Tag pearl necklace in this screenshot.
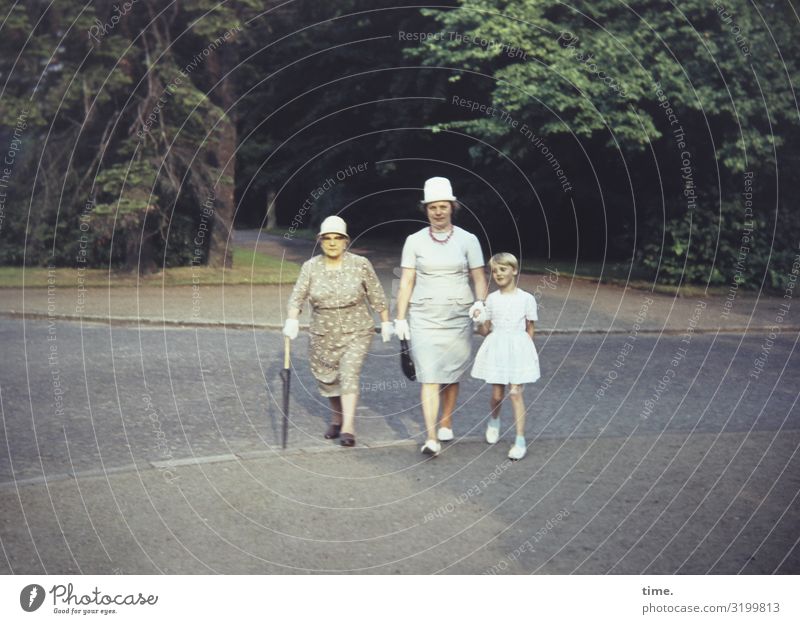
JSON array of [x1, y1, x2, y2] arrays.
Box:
[[428, 226, 454, 244]]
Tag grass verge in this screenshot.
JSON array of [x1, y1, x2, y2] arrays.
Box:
[[262, 227, 318, 241], [520, 258, 730, 297], [0, 248, 300, 288]]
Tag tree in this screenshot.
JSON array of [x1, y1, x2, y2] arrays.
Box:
[[235, 0, 447, 236], [407, 0, 800, 287], [0, 0, 258, 272]]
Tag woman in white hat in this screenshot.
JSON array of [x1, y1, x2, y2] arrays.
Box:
[[283, 215, 393, 447], [394, 177, 488, 456]]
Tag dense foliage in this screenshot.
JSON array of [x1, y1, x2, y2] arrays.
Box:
[[0, 0, 258, 271], [411, 0, 800, 288], [0, 0, 797, 289]]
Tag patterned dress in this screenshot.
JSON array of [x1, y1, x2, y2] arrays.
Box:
[[288, 252, 388, 396]]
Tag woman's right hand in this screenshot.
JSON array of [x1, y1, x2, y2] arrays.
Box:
[[282, 318, 299, 340], [394, 319, 410, 340], [469, 300, 487, 323]]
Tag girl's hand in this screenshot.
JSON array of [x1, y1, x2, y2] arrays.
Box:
[[474, 319, 491, 337], [381, 321, 394, 343]]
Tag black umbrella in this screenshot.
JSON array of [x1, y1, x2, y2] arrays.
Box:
[[279, 336, 291, 449]]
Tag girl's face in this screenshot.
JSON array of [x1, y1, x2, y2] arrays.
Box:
[[319, 233, 348, 260], [491, 263, 517, 287], [426, 201, 453, 229]]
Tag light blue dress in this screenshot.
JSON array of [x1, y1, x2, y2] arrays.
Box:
[[401, 226, 484, 383]]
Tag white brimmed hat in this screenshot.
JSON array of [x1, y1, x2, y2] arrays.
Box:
[[318, 215, 349, 238], [422, 177, 456, 204]]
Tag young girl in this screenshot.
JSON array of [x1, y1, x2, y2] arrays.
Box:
[[471, 253, 540, 460]]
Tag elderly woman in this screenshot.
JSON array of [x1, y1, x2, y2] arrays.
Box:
[[282, 216, 392, 447], [394, 177, 488, 456]]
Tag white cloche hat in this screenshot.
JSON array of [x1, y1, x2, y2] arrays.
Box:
[[318, 215, 349, 238], [422, 177, 457, 204]]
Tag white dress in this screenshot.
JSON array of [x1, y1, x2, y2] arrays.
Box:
[[471, 289, 541, 385]]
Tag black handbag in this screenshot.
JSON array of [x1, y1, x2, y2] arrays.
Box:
[[399, 339, 416, 381]]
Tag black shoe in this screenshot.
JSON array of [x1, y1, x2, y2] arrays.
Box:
[[340, 433, 355, 447], [324, 424, 341, 439]]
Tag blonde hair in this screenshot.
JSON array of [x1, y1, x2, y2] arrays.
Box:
[[489, 252, 519, 272]]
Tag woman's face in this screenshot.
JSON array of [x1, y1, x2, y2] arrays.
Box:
[[319, 233, 348, 260], [426, 201, 453, 229]]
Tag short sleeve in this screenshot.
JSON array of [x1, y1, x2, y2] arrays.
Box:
[[525, 292, 538, 322], [484, 292, 496, 322], [465, 233, 484, 269], [400, 235, 417, 269], [360, 256, 388, 313], [287, 260, 312, 312]]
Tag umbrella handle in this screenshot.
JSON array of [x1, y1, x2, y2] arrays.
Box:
[[284, 336, 291, 368]]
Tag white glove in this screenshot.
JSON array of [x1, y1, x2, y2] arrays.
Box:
[[469, 300, 487, 323], [381, 321, 394, 343], [282, 318, 299, 340], [394, 319, 410, 340]]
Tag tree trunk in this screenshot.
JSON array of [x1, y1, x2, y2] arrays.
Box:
[[124, 227, 157, 275], [204, 43, 236, 269], [265, 189, 277, 230]]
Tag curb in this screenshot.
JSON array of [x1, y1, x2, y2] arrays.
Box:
[[2, 311, 799, 337], [0, 435, 533, 490], [0, 438, 467, 490], [8, 428, 799, 491]]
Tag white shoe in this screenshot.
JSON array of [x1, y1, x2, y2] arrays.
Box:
[[485, 419, 500, 444], [421, 440, 441, 456], [508, 443, 527, 461], [437, 427, 454, 441]]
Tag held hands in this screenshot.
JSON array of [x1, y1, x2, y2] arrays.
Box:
[[282, 318, 299, 340], [381, 321, 394, 343], [469, 300, 487, 324], [394, 319, 410, 341]]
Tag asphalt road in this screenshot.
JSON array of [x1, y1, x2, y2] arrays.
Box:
[[1, 318, 798, 478], [1, 318, 798, 573]]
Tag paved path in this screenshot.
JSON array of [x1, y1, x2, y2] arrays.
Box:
[[1, 320, 798, 574], [0, 232, 798, 574], [2, 428, 797, 574], [1, 231, 797, 334]]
